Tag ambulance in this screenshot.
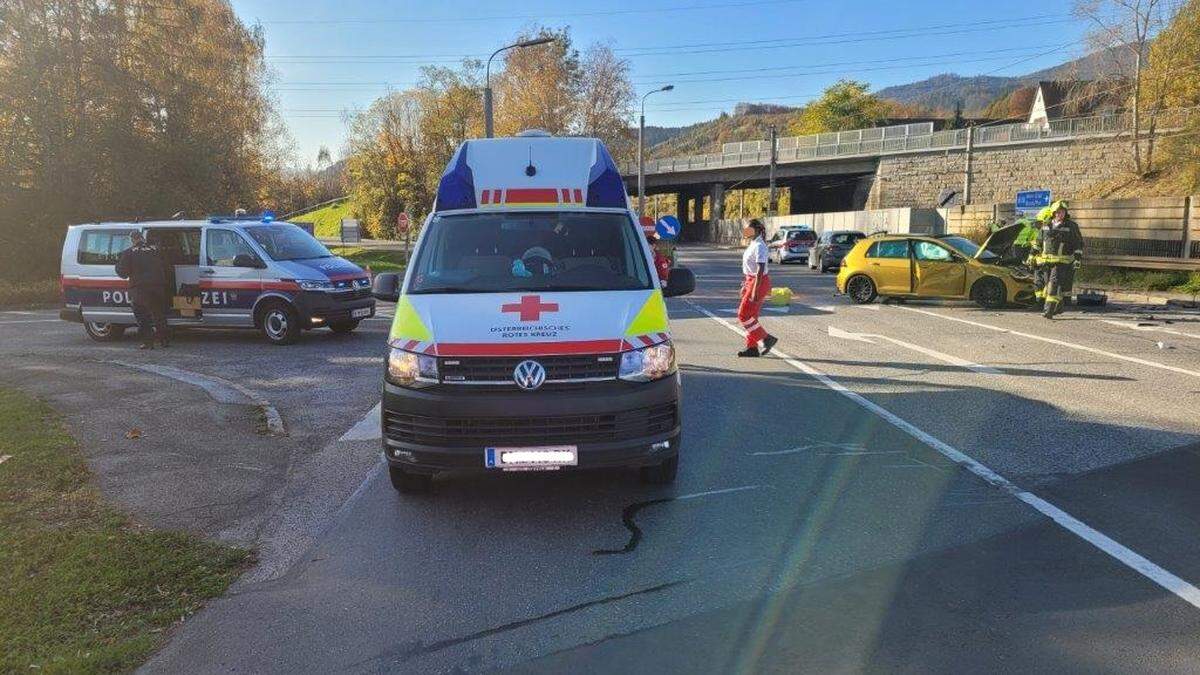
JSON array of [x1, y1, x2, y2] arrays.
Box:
[[59, 215, 375, 345], [371, 132, 696, 493]]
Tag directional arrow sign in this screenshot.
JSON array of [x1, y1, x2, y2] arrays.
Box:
[[826, 325, 1001, 375], [655, 215, 681, 241]]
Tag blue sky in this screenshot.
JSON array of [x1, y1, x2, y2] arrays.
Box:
[[228, 0, 1092, 166]]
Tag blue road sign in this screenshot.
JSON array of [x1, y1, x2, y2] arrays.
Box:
[[655, 215, 681, 241], [1015, 190, 1051, 212]]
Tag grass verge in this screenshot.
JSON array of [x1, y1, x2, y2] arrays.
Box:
[[290, 199, 350, 239], [0, 277, 60, 309], [330, 246, 408, 275], [1076, 267, 1200, 296], [0, 388, 251, 673]]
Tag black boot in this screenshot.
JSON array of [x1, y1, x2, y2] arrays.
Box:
[[737, 346, 760, 357], [761, 335, 778, 355]]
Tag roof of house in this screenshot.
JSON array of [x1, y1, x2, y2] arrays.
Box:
[[1035, 80, 1125, 120]]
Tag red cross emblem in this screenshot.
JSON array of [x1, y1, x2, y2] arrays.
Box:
[[501, 295, 559, 322]]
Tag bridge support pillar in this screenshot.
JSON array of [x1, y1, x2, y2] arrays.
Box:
[[710, 183, 725, 230], [676, 192, 687, 226], [692, 193, 705, 227]]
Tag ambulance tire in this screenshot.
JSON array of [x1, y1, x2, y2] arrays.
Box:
[[389, 465, 432, 493], [328, 320, 360, 335], [640, 454, 678, 485], [84, 322, 126, 342], [258, 301, 301, 345]]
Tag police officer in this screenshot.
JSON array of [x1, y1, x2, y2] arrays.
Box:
[[115, 230, 170, 349], [737, 219, 778, 357], [1030, 201, 1084, 318]]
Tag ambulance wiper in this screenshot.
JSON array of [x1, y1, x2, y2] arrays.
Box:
[[410, 286, 480, 294]]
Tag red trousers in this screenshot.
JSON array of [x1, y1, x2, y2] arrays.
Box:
[[738, 274, 771, 347]]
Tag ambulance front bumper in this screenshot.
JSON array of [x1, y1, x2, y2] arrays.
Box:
[[381, 375, 681, 473]]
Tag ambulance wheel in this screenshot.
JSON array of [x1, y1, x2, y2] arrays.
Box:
[[328, 320, 360, 334], [846, 275, 877, 304], [389, 465, 432, 493], [84, 322, 125, 342], [971, 277, 1007, 309], [640, 454, 678, 485], [258, 302, 301, 345]]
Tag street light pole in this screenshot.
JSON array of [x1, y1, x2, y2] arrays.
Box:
[[484, 37, 555, 138], [638, 85, 674, 216]]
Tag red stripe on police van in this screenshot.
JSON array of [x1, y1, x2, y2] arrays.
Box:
[[61, 277, 129, 289], [433, 339, 625, 357], [504, 188, 560, 204], [198, 280, 264, 291]]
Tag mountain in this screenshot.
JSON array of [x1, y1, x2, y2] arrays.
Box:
[[646, 108, 797, 159]]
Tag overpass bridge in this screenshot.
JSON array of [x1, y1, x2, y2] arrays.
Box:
[[620, 109, 1196, 238]]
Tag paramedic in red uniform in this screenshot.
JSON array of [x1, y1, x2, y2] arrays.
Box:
[[737, 219, 778, 357], [641, 216, 671, 288]]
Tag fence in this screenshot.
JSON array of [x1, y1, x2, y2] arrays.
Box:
[[629, 108, 1198, 177]]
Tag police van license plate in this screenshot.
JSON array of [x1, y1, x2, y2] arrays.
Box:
[[351, 307, 372, 319], [485, 446, 577, 471]]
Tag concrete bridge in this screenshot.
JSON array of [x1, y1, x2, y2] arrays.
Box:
[[620, 110, 1196, 238]]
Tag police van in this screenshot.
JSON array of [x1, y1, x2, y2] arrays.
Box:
[[371, 132, 696, 493], [60, 215, 375, 345]]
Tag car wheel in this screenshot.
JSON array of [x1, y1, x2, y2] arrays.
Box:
[[846, 275, 878, 304], [83, 321, 126, 342], [640, 454, 678, 485], [258, 302, 301, 345], [328, 320, 360, 334], [389, 465, 432, 493], [971, 277, 1007, 309]]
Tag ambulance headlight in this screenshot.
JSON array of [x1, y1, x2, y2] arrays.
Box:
[[386, 348, 438, 387], [297, 279, 335, 291], [619, 341, 676, 382]]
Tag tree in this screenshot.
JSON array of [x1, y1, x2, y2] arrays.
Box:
[[1142, 0, 1200, 188], [578, 43, 636, 163], [787, 80, 887, 136], [345, 92, 425, 239], [494, 27, 581, 137], [1074, 0, 1174, 174]]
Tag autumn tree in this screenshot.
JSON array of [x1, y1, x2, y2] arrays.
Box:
[[494, 27, 581, 137], [578, 43, 636, 163], [787, 80, 887, 135], [1142, 0, 1200, 188]]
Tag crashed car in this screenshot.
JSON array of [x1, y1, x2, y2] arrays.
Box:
[[835, 224, 1036, 307]]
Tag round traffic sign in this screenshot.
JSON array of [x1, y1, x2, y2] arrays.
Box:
[[397, 212, 410, 231], [655, 215, 681, 241]]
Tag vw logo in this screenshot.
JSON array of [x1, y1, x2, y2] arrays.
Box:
[[513, 360, 547, 391]]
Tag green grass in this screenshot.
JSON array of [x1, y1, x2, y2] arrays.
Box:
[[0, 388, 251, 673], [0, 277, 59, 309], [1075, 267, 1200, 294], [290, 199, 351, 239], [330, 246, 408, 274]]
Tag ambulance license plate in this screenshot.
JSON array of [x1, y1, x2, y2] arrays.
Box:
[[351, 307, 372, 319], [485, 446, 577, 471]]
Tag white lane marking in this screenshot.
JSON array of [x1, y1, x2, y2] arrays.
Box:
[[826, 325, 1003, 375], [0, 319, 64, 324], [749, 441, 866, 456], [108, 361, 286, 436], [688, 300, 1200, 610], [1100, 319, 1200, 341], [897, 305, 1200, 380], [327, 356, 382, 365], [676, 484, 765, 501], [340, 402, 381, 441]]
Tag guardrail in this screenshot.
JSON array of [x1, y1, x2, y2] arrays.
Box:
[[627, 108, 1198, 176]]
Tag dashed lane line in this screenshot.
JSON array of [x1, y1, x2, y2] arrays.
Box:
[[340, 402, 381, 441], [896, 305, 1200, 380], [826, 325, 1003, 375], [688, 299, 1200, 611]]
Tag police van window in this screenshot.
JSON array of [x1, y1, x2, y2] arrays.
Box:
[[147, 228, 201, 266], [866, 240, 909, 259], [408, 212, 652, 294], [913, 241, 955, 261], [206, 229, 259, 267], [78, 229, 133, 265], [246, 224, 332, 261]]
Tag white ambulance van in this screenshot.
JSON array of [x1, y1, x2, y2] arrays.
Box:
[[60, 215, 375, 344], [371, 132, 695, 492]]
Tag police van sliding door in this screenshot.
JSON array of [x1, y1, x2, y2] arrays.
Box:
[[198, 228, 263, 327], [146, 227, 202, 320]]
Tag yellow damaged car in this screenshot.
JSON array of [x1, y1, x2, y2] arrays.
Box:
[[835, 225, 1036, 308]]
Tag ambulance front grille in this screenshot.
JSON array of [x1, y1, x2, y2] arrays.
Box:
[[438, 354, 618, 384], [384, 404, 676, 447]]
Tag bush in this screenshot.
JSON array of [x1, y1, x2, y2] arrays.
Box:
[[0, 278, 59, 309]]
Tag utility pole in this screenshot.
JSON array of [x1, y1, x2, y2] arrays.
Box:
[[963, 125, 975, 205], [767, 125, 778, 217], [638, 85, 674, 216]]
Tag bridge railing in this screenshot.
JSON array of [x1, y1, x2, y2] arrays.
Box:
[[630, 108, 1198, 176]]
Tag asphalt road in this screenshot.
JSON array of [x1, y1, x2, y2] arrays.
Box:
[[5, 245, 1200, 673]]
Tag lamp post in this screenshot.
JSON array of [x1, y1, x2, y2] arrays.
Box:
[[638, 85, 674, 216], [484, 36, 555, 138]]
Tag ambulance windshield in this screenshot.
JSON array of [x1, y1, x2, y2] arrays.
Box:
[[408, 212, 652, 294]]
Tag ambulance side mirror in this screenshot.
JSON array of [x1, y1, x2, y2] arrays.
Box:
[[372, 273, 401, 302], [663, 267, 695, 298]]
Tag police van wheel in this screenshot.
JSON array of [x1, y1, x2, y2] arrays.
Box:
[[84, 322, 125, 342], [328, 320, 360, 334], [389, 465, 432, 493], [640, 455, 678, 485], [259, 303, 301, 345]]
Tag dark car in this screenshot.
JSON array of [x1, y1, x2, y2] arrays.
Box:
[[809, 230, 866, 273]]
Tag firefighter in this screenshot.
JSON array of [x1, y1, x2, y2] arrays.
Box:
[[1012, 216, 1040, 263], [737, 219, 778, 357], [1030, 200, 1084, 318]]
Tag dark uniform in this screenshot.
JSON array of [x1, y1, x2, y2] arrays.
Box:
[[1031, 202, 1083, 318], [116, 238, 170, 347]]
